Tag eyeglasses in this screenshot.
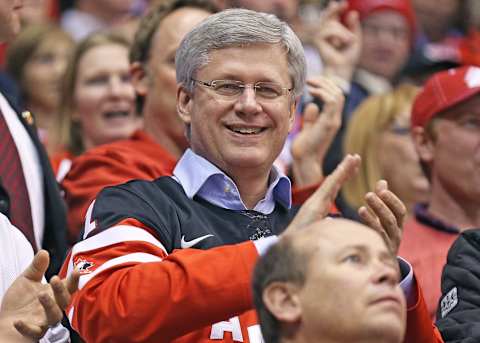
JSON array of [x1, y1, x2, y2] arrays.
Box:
[[191, 79, 293, 100]]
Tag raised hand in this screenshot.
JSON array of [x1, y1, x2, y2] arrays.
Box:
[[358, 180, 407, 255], [313, 0, 362, 82], [291, 76, 344, 187]]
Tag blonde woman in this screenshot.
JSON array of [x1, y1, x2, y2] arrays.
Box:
[[342, 83, 429, 215], [51, 31, 143, 180]]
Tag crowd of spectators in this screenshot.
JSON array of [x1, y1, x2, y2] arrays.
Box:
[[1, 0, 480, 342]]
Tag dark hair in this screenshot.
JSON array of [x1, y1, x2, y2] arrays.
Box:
[[129, 0, 218, 114], [252, 237, 312, 343]]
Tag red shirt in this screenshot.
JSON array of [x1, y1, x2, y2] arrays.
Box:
[[399, 206, 459, 319]]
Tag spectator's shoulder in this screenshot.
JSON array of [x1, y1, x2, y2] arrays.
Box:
[[436, 228, 480, 341]]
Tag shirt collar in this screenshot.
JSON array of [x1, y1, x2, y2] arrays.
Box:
[[173, 149, 291, 213], [414, 203, 460, 234]]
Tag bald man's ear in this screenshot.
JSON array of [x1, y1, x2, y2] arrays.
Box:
[[411, 126, 435, 164], [177, 84, 193, 125], [262, 282, 302, 324], [130, 61, 149, 97]]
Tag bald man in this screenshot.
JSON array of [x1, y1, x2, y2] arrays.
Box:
[[253, 218, 443, 343]]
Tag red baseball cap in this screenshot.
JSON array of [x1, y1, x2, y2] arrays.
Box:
[[411, 65, 480, 128], [347, 0, 416, 39]]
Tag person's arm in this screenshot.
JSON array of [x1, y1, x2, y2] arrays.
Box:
[[0, 250, 79, 342], [64, 217, 261, 342]]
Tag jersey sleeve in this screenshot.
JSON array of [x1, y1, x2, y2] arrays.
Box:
[[63, 184, 259, 343], [404, 275, 444, 343]]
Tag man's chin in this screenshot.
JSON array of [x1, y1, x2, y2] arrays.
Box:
[[362, 317, 406, 343], [224, 154, 272, 171]]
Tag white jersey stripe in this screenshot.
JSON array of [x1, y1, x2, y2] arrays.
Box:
[[78, 252, 162, 289], [66, 225, 167, 278], [73, 225, 168, 257], [66, 255, 75, 282]]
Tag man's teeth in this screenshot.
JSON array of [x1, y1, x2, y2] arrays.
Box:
[[231, 127, 262, 134]]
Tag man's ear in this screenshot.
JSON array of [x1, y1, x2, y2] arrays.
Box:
[[262, 282, 302, 324], [411, 126, 435, 164], [288, 97, 298, 132], [177, 84, 192, 125], [130, 61, 149, 97]]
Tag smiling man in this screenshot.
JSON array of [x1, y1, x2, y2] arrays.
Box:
[[62, 8, 439, 343], [254, 218, 406, 343]]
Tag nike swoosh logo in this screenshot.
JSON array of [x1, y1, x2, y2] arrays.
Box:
[[180, 234, 214, 249]]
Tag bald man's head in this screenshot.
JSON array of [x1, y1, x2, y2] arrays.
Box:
[[253, 218, 406, 343]]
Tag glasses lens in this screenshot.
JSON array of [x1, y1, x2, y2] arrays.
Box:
[[255, 82, 283, 99], [212, 80, 243, 96]]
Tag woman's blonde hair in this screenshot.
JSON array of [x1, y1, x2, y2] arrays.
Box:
[[57, 31, 131, 156], [342, 83, 420, 209]]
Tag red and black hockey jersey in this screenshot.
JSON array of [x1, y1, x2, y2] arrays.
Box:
[[63, 176, 298, 342]]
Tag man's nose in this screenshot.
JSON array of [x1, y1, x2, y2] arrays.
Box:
[[234, 86, 262, 115], [108, 76, 125, 97], [374, 263, 399, 286]]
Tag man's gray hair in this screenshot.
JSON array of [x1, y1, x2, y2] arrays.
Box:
[[175, 8, 306, 97]]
